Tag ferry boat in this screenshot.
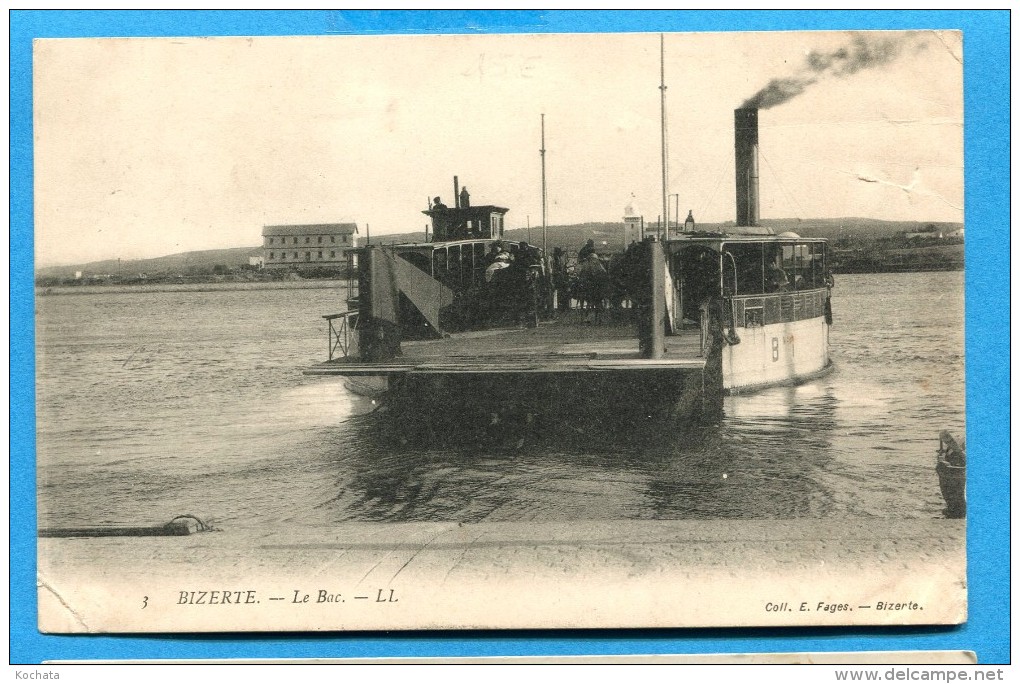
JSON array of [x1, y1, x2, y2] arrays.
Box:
[[306, 57, 833, 426]]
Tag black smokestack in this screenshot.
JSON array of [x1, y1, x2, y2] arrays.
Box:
[[734, 108, 759, 227]]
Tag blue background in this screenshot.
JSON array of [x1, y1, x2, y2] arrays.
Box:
[[10, 10, 1009, 664]]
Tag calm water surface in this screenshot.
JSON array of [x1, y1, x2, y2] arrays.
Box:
[[35, 273, 965, 529]]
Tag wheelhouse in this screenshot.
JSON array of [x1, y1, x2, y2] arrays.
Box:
[[423, 204, 508, 242], [667, 235, 830, 329]]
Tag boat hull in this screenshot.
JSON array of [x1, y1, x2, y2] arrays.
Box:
[[342, 376, 389, 398], [355, 365, 721, 436], [722, 316, 830, 393]]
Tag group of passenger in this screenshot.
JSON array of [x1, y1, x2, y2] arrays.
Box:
[[477, 240, 545, 328], [473, 238, 650, 327], [765, 255, 831, 292], [553, 239, 644, 321], [470, 239, 835, 331]]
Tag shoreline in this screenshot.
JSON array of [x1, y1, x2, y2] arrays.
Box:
[[35, 268, 960, 297], [35, 279, 348, 296], [830, 265, 963, 275]]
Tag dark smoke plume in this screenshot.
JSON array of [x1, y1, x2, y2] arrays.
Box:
[[742, 33, 918, 110]]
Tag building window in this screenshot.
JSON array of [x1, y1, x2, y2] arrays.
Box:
[[268, 237, 274, 245], [269, 252, 275, 259], [280, 253, 286, 260], [330, 251, 336, 258], [342, 235, 347, 243], [318, 236, 323, 244], [318, 251, 323, 258], [330, 236, 335, 243], [303, 237, 309, 244], [305, 252, 310, 260], [293, 237, 297, 244], [293, 252, 298, 258]]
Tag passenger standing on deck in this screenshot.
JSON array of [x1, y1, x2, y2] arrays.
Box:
[[485, 250, 511, 283], [767, 257, 789, 292], [578, 239, 596, 262], [432, 196, 447, 211], [553, 247, 570, 312], [459, 186, 470, 208], [482, 242, 501, 269], [577, 252, 610, 324], [513, 241, 542, 328], [482, 250, 512, 324]]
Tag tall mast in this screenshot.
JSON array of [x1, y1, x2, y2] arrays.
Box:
[[659, 33, 668, 239], [541, 113, 547, 255]]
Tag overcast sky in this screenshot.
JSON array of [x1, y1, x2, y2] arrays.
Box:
[[34, 30, 963, 266]]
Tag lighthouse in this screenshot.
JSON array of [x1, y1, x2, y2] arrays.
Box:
[[623, 199, 643, 249]]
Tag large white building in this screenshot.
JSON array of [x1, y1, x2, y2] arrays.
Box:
[[262, 223, 359, 269]]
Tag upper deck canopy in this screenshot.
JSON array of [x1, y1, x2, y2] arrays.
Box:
[[665, 231, 827, 252], [424, 205, 508, 242]]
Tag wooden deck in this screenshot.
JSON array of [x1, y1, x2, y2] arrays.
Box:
[[306, 310, 707, 376]]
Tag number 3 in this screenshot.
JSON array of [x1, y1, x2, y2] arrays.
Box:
[[142, 596, 148, 609]]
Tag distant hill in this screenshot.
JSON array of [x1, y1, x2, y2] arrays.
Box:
[[37, 218, 962, 278], [36, 246, 263, 279], [754, 218, 962, 243], [367, 217, 961, 250]]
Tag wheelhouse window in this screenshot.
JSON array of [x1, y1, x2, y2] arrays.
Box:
[[490, 213, 503, 238], [719, 241, 826, 294], [782, 243, 826, 290], [461, 243, 475, 286], [448, 245, 464, 286], [675, 244, 723, 323], [722, 243, 765, 295], [432, 248, 450, 286], [806, 243, 826, 287], [473, 242, 488, 282], [784, 244, 815, 290]]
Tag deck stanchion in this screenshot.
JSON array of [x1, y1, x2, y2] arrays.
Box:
[[649, 237, 666, 360]]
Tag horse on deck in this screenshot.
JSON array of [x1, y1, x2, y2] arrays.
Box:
[[574, 254, 612, 323]]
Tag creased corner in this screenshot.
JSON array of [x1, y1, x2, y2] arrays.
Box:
[[37, 573, 92, 633], [929, 30, 963, 66]]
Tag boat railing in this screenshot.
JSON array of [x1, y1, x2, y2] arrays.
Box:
[[726, 289, 828, 328], [323, 311, 360, 361]]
